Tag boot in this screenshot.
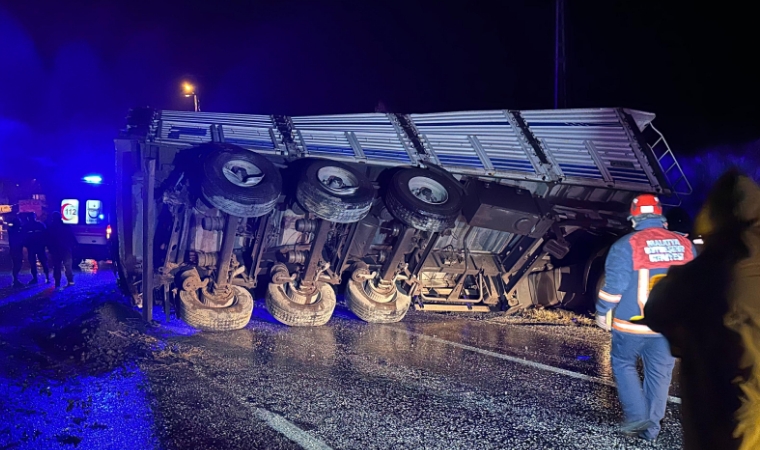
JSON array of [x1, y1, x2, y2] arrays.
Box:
[[619, 420, 653, 437], [28, 278, 38, 285], [12, 279, 23, 288]]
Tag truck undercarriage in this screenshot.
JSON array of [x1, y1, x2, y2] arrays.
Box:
[[114, 107, 690, 330]]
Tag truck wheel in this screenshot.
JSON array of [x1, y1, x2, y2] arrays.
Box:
[[200, 143, 282, 217], [178, 285, 254, 331], [385, 168, 463, 232], [596, 272, 606, 296], [346, 279, 411, 323], [296, 159, 375, 223], [265, 282, 336, 326]]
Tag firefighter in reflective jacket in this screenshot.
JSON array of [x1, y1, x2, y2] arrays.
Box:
[[596, 194, 697, 441]]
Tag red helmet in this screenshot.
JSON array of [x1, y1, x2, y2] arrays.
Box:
[[630, 194, 662, 217]]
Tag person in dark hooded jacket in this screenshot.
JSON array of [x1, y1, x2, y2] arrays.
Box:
[[640, 169, 760, 450], [47, 212, 76, 288]]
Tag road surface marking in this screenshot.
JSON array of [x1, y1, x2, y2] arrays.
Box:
[[383, 325, 682, 405], [254, 408, 334, 450], [191, 368, 334, 449]]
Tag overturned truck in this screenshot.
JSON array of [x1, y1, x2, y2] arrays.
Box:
[[114, 107, 690, 330]]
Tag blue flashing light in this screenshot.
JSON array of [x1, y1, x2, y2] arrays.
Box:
[[98, 214, 105, 220], [83, 175, 103, 184]]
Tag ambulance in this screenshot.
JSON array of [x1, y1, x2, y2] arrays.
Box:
[[56, 175, 113, 262]]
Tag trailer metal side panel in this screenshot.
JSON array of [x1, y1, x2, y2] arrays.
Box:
[[153, 111, 284, 154], [408, 110, 548, 182], [520, 108, 658, 191], [289, 113, 417, 165]]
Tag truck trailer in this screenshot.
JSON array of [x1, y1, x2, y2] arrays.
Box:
[[114, 107, 690, 330]]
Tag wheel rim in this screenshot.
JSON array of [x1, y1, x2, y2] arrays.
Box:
[[286, 281, 321, 305], [362, 280, 396, 303], [223, 160, 264, 187], [317, 166, 359, 195], [407, 176, 448, 204]]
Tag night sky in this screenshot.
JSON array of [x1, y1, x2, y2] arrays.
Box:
[[1, 1, 758, 183]]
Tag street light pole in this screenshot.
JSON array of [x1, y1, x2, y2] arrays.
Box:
[[182, 82, 200, 112]]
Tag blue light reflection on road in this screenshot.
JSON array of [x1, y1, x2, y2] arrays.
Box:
[[0, 363, 160, 449]]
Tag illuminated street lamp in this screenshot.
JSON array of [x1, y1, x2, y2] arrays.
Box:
[[182, 82, 200, 112]]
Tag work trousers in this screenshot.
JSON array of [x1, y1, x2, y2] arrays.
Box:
[[11, 247, 23, 281], [51, 249, 74, 286], [611, 329, 676, 440], [27, 246, 49, 280]]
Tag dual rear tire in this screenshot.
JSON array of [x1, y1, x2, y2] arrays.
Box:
[[346, 279, 411, 323], [265, 282, 337, 327]]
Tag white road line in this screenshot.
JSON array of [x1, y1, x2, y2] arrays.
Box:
[[383, 325, 682, 405], [191, 368, 334, 450], [254, 408, 334, 450]]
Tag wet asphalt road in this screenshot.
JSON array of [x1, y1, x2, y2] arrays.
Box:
[[0, 270, 684, 449]]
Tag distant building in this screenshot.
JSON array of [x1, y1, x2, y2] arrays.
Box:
[[0, 178, 47, 213]]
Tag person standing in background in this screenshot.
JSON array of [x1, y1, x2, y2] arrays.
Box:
[[21, 212, 49, 284], [47, 212, 76, 289], [6, 214, 25, 287]]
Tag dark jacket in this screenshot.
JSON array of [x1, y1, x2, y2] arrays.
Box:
[[7, 218, 24, 251], [644, 172, 760, 450], [22, 219, 47, 249], [47, 218, 76, 254]]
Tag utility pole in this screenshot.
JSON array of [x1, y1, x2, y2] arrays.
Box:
[[554, 0, 567, 109]]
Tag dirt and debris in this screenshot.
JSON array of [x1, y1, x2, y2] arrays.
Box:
[[486, 307, 596, 327], [7, 296, 202, 383], [430, 306, 597, 328], [0, 271, 192, 449], [32, 301, 157, 378], [55, 434, 83, 446]]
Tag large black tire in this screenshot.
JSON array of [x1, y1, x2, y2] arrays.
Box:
[[178, 286, 254, 331], [596, 272, 606, 296], [200, 143, 282, 217], [385, 167, 464, 232], [296, 159, 375, 223], [346, 279, 411, 323], [265, 282, 336, 326]]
